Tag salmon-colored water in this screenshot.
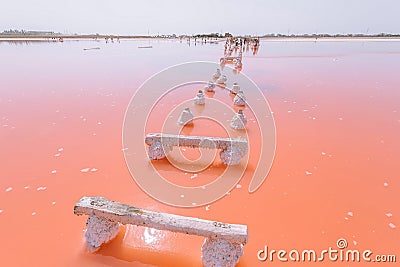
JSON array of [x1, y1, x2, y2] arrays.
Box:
[[0, 38, 399, 266]]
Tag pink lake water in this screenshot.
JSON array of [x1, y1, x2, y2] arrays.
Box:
[[0, 38, 399, 266]]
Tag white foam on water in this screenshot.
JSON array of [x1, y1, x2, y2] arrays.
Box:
[[58, 148, 64, 152], [52, 201, 56, 205], [37, 187, 47, 191], [386, 213, 393, 217], [384, 182, 389, 187], [54, 153, 61, 157], [344, 217, 349, 221], [205, 205, 210, 211], [80, 168, 90, 173], [0, 210, 3, 214], [389, 223, 396, 229], [32, 212, 37, 216], [51, 170, 57, 174], [353, 240, 357, 245], [321, 151, 326, 155], [5, 187, 12, 192], [90, 168, 98, 172], [236, 184, 242, 189], [180, 194, 184, 198], [305, 171, 312, 175], [190, 173, 198, 179], [24, 185, 30, 190]]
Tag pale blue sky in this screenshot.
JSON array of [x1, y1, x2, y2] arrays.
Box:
[[1, 0, 399, 35]]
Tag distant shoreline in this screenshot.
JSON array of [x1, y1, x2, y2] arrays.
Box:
[[1, 33, 400, 39], [1, 34, 400, 43]]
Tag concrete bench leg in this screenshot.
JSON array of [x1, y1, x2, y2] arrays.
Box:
[[84, 215, 120, 252], [147, 141, 172, 160], [219, 145, 247, 165], [201, 237, 244, 267]]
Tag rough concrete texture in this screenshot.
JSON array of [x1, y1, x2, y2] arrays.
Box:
[[204, 81, 216, 92], [212, 69, 221, 79], [85, 214, 120, 252], [148, 141, 172, 159], [233, 91, 246, 106], [230, 110, 247, 129], [201, 238, 244, 267], [220, 145, 245, 165], [194, 90, 205, 105], [216, 75, 227, 84], [178, 108, 194, 125]]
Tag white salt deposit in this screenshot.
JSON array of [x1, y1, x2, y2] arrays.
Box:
[[178, 108, 194, 125], [216, 75, 227, 84], [194, 90, 205, 105], [233, 91, 246, 106], [201, 238, 243, 267], [230, 110, 247, 130], [85, 215, 120, 252]]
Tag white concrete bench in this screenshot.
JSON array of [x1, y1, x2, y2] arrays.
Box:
[[145, 133, 248, 165], [74, 196, 248, 267]]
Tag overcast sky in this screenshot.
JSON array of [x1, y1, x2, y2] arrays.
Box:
[[1, 0, 399, 35]]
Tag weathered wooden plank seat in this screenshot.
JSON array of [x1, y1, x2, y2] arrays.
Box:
[[145, 133, 248, 165], [74, 196, 248, 267]]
